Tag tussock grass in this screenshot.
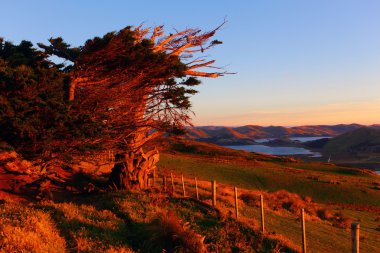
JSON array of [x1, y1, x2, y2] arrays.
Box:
[[0, 197, 134, 253], [39, 201, 132, 253], [142, 211, 206, 253], [0, 199, 66, 253]]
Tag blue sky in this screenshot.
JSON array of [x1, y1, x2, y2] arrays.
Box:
[[2, 1, 380, 126]]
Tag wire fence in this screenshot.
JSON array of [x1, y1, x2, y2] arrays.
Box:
[[151, 170, 363, 253]]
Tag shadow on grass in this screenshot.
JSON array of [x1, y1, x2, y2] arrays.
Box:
[[33, 202, 132, 251], [39, 191, 164, 252], [34, 189, 300, 253]]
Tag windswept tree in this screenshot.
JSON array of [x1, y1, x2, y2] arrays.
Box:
[[37, 22, 230, 189]]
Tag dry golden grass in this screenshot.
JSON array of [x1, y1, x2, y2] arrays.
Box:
[[71, 228, 133, 253], [265, 233, 302, 253], [163, 172, 365, 251], [163, 176, 302, 252], [41, 201, 133, 253], [142, 211, 206, 253], [0, 199, 66, 253], [49, 202, 121, 230], [1, 141, 378, 252], [170, 171, 355, 230], [0, 196, 135, 253]]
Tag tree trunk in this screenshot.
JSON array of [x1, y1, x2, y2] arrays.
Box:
[[108, 147, 159, 190], [107, 87, 161, 190]]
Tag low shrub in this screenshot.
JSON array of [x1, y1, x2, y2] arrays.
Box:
[[316, 209, 333, 220], [332, 212, 352, 229], [239, 193, 259, 207], [268, 190, 308, 216], [142, 212, 206, 253], [263, 190, 343, 224]]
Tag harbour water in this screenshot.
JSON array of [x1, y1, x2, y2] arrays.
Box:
[[225, 144, 321, 157], [226, 136, 327, 157], [255, 136, 331, 143]]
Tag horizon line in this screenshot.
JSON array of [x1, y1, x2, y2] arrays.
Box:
[[191, 123, 380, 128]]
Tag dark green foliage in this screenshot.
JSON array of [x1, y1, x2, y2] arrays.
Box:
[[171, 142, 198, 153], [37, 37, 81, 63], [0, 40, 65, 157], [0, 40, 101, 159], [0, 38, 52, 68], [167, 126, 188, 136]]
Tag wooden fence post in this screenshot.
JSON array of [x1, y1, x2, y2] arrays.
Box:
[[163, 176, 167, 191], [153, 169, 156, 187], [195, 177, 199, 200], [260, 194, 265, 233], [234, 187, 239, 219], [170, 173, 175, 194], [351, 222, 360, 253], [301, 208, 307, 253], [212, 180, 216, 207], [181, 174, 186, 197]]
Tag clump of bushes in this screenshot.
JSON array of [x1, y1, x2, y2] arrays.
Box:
[[239, 193, 259, 207], [316, 209, 352, 228], [171, 142, 198, 154], [316, 209, 333, 220], [142, 212, 206, 253], [240, 190, 353, 229], [266, 190, 311, 217], [331, 212, 352, 229], [269, 190, 353, 228]]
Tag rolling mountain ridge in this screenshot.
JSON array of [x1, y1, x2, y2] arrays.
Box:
[[185, 124, 380, 145]]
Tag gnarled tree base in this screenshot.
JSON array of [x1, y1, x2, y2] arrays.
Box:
[[107, 148, 159, 190]]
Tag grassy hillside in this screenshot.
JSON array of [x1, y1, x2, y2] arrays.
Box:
[[0, 190, 299, 253], [157, 139, 380, 253], [163, 175, 380, 253], [159, 139, 380, 206], [1, 139, 379, 252], [159, 154, 380, 207], [323, 127, 380, 156]]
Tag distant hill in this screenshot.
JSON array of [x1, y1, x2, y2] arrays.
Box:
[[323, 127, 380, 156], [303, 137, 331, 149], [185, 124, 370, 145]]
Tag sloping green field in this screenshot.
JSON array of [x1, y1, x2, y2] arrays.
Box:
[[159, 154, 380, 207], [156, 140, 380, 253]]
